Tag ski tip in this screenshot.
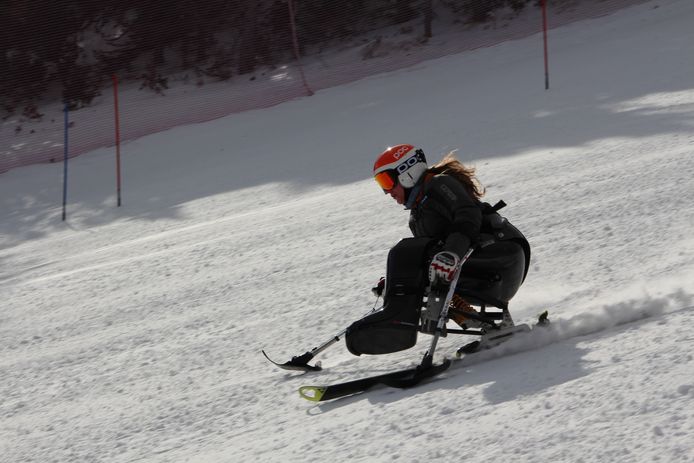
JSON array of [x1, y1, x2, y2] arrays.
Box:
[[299, 386, 326, 402], [456, 340, 481, 358], [261, 350, 275, 362]]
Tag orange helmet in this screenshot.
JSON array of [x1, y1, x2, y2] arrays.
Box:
[[373, 144, 428, 190]]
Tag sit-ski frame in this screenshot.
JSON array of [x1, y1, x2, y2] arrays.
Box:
[[263, 246, 517, 372]]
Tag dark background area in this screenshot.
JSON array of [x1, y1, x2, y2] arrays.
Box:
[[0, 0, 533, 115]]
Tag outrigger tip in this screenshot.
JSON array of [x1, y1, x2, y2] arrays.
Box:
[[299, 386, 326, 402]]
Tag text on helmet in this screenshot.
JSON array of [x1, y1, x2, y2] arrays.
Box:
[[391, 145, 411, 160]]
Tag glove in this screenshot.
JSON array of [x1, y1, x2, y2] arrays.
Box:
[[371, 277, 386, 297], [428, 251, 460, 284]]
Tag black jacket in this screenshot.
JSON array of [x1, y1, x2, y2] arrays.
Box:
[[408, 174, 530, 275], [408, 174, 481, 257]]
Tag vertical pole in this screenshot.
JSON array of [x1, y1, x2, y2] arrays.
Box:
[[62, 103, 69, 221], [112, 74, 122, 207], [424, 0, 433, 39], [542, 0, 550, 90], [287, 0, 314, 96]]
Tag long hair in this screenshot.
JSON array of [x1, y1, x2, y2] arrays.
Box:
[[427, 151, 485, 200]]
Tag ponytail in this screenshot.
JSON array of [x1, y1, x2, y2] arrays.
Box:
[[427, 152, 485, 200]]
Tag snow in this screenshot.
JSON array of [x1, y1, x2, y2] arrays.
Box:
[[2, 0, 694, 461]]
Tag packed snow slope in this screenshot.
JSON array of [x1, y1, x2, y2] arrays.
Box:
[[2, 1, 694, 462]]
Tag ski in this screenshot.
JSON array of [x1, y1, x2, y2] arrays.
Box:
[[454, 324, 531, 357], [455, 310, 550, 357], [262, 306, 385, 373], [262, 350, 323, 372], [296, 310, 550, 401], [298, 359, 452, 402]]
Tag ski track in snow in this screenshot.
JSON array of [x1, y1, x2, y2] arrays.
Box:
[[2, 1, 694, 462], [290, 306, 694, 463]]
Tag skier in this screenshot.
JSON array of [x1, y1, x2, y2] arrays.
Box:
[[263, 145, 539, 398], [346, 144, 531, 356]]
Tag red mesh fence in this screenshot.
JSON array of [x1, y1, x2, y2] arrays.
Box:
[[0, 0, 650, 174]]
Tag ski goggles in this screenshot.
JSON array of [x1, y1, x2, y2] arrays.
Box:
[[374, 170, 397, 191]]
